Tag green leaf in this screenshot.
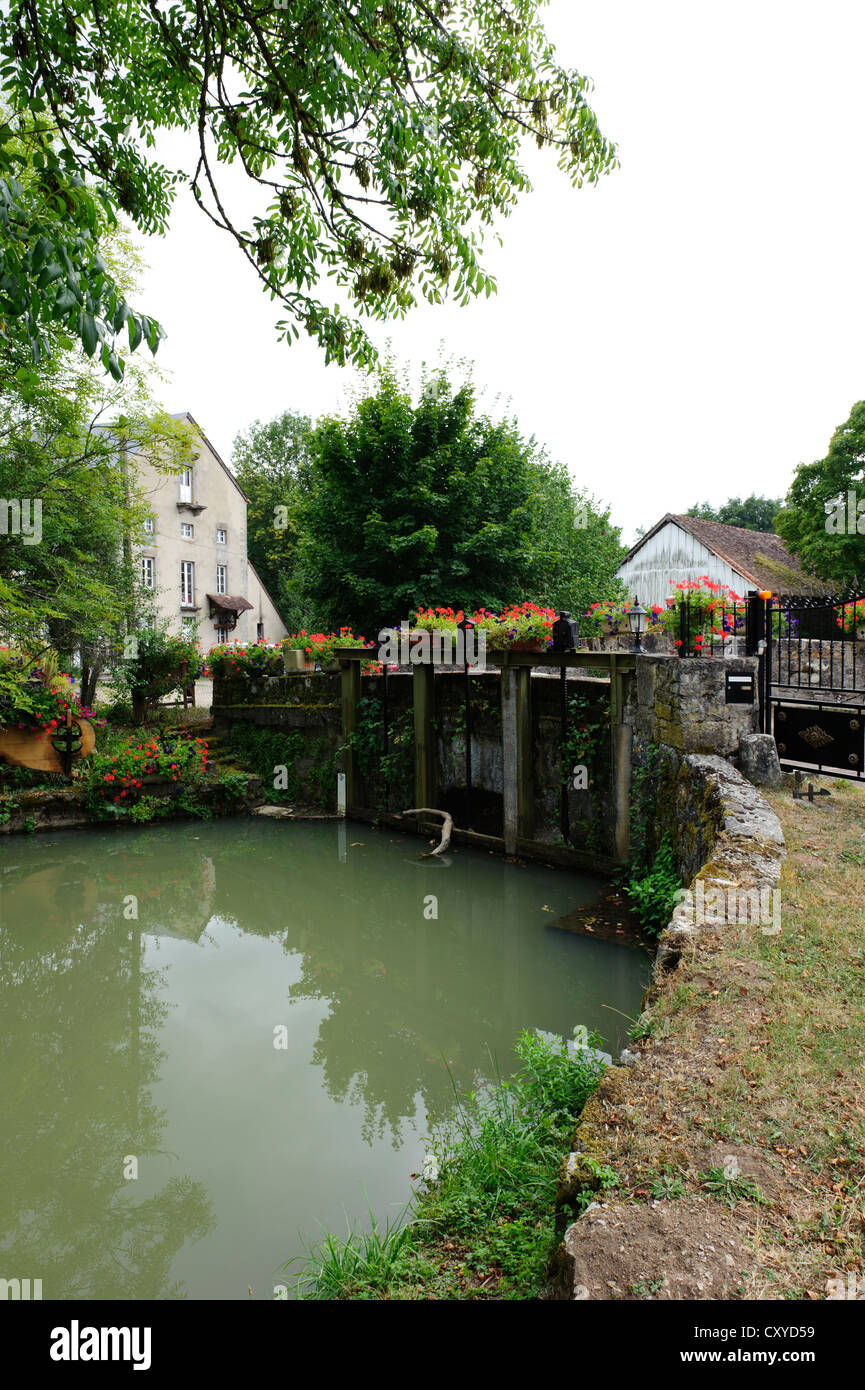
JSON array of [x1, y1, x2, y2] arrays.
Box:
[[81, 313, 99, 356]]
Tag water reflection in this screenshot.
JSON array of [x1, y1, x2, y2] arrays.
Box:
[[0, 820, 648, 1299], [0, 849, 216, 1299]]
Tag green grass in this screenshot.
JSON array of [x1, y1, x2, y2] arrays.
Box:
[[286, 1029, 607, 1301]]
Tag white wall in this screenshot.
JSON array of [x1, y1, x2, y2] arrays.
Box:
[[618, 520, 753, 610]]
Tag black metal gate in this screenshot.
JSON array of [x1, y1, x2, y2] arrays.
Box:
[[755, 588, 865, 781]]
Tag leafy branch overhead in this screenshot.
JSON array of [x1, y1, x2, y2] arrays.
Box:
[[0, 0, 617, 370]]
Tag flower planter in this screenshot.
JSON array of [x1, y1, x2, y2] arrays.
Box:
[[283, 649, 314, 673], [0, 718, 96, 774]]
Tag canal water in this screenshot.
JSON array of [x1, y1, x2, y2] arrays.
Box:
[[0, 818, 649, 1300]]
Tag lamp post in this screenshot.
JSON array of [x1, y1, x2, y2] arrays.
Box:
[[628, 597, 647, 654]]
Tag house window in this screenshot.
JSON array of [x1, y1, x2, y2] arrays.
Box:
[[257, 621, 264, 640], [215, 625, 229, 643], [180, 467, 193, 503], [141, 556, 155, 589], [181, 560, 195, 606], [216, 564, 228, 595], [216, 527, 227, 544], [143, 517, 155, 535], [181, 522, 194, 539]]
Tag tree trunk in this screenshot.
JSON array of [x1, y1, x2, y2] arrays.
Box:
[[132, 691, 148, 725]]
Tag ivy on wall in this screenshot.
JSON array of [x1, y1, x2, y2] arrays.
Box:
[[347, 696, 415, 811], [560, 691, 610, 852], [227, 724, 338, 811]]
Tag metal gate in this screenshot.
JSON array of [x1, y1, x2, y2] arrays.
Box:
[[756, 589, 865, 781]]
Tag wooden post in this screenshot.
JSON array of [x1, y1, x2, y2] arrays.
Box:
[[501, 661, 518, 855], [340, 658, 361, 812], [413, 661, 436, 809], [516, 663, 534, 841], [609, 655, 632, 863]]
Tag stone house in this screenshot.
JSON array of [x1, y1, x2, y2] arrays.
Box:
[[134, 412, 287, 647]]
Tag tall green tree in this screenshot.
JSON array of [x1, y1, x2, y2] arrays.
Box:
[[775, 400, 865, 587], [231, 411, 313, 624], [294, 367, 624, 633], [686, 495, 782, 533], [0, 193, 196, 690], [0, 1, 617, 369]]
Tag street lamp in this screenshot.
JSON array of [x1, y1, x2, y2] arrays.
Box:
[[628, 596, 647, 653]]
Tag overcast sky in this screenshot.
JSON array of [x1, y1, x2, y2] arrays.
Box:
[[137, 0, 865, 546]]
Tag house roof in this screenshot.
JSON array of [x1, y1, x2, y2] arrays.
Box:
[[247, 558, 287, 628], [171, 411, 250, 504], [622, 513, 831, 595], [206, 594, 254, 614]]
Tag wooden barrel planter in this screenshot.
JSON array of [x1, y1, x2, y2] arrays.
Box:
[[0, 717, 96, 776]]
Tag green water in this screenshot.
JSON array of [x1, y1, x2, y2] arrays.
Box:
[[0, 818, 649, 1301]]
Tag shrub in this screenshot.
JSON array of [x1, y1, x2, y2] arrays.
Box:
[[110, 627, 203, 724], [625, 834, 681, 935], [290, 1027, 608, 1300], [83, 732, 209, 818]]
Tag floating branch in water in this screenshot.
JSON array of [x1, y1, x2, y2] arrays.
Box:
[[401, 808, 453, 858]]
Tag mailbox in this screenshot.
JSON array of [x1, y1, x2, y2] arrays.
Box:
[[725, 672, 755, 705], [551, 610, 580, 652]]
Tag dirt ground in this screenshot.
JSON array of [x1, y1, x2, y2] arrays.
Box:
[[559, 775, 865, 1300]]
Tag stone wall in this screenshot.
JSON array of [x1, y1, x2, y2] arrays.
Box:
[[629, 653, 760, 760], [212, 653, 767, 861], [0, 774, 263, 835]]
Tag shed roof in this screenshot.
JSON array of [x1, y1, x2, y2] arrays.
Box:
[[622, 513, 830, 595]]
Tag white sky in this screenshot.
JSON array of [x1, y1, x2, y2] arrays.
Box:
[[137, 0, 865, 546]]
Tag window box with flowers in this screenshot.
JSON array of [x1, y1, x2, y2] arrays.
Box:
[[411, 602, 556, 655], [282, 629, 379, 674], [583, 599, 639, 639]]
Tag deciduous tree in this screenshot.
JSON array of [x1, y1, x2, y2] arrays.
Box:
[[293, 365, 624, 632], [775, 401, 865, 586], [0, 1, 617, 369]]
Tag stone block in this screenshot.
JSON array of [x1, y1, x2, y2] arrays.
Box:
[[738, 733, 782, 788]]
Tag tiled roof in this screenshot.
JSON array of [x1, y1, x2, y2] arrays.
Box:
[[623, 513, 831, 595]]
